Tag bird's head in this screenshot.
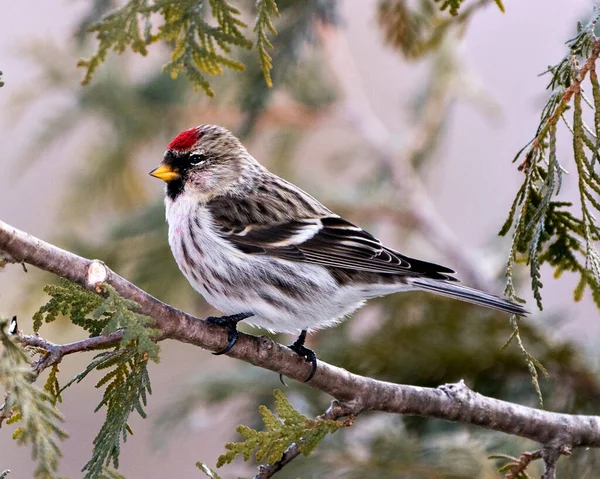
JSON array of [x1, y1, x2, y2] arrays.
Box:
[[150, 125, 258, 201]]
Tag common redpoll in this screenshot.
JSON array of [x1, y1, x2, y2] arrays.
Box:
[[151, 125, 528, 381]]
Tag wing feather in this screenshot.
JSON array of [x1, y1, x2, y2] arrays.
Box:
[[216, 214, 454, 279], [206, 184, 456, 280]]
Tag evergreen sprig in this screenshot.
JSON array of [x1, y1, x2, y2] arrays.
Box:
[[43, 365, 62, 405], [499, 11, 600, 403], [216, 390, 346, 468], [254, 0, 279, 88], [79, 0, 263, 96], [500, 317, 548, 407], [0, 320, 67, 479], [95, 284, 161, 362], [58, 348, 154, 478], [33, 279, 160, 361], [32, 279, 160, 476], [434, 0, 504, 16], [33, 278, 104, 334], [80, 349, 153, 478], [377, 0, 501, 59], [501, 10, 600, 311], [0, 71, 4, 88]]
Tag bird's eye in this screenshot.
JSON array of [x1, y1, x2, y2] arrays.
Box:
[[189, 154, 208, 166]]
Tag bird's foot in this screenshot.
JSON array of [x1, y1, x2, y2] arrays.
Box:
[[280, 330, 317, 384], [206, 312, 253, 355]]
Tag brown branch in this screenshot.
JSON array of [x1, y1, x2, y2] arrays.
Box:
[[1, 220, 600, 476], [541, 445, 572, 479], [17, 330, 124, 375], [0, 324, 124, 427]]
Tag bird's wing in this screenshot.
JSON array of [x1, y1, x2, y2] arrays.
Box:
[[207, 193, 457, 280]]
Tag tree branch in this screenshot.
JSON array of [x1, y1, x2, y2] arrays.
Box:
[[18, 330, 124, 375], [541, 445, 572, 479], [1, 219, 599, 475]]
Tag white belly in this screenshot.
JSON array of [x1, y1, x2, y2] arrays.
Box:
[[166, 195, 372, 333]]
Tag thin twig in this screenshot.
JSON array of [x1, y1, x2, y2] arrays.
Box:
[[17, 331, 124, 375], [0, 326, 124, 427], [518, 38, 600, 171], [500, 449, 543, 479]]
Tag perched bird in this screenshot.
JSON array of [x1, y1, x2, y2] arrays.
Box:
[[150, 124, 528, 380]]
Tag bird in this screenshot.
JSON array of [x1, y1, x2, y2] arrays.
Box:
[[150, 124, 528, 381]]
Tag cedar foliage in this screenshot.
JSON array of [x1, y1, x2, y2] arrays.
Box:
[[216, 390, 346, 467], [0, 320, 67, 479], [498, 11, 600, 405], [79, 0, 281, 96], [377, 0, 501, 59], [1, 282, 160, 478], [501, 11, 600, 313]]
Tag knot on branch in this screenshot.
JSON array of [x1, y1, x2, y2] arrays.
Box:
[[0, 252, 17, 267], [0, 252, 27, 272], [438, 379, 475, 404], [258, 335, 275, 353], [324, 399, 361, 420], [86, 260, 108, 292]]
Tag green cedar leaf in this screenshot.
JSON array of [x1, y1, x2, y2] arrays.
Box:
[[216, 389, 346, 468], [0, 320, 67, 478]]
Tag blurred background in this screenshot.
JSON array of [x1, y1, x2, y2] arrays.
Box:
[[1, 0, 600, 477]]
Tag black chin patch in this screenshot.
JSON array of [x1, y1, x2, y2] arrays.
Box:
[[163, 150, 188, 200], [166, 178, 185, 200]]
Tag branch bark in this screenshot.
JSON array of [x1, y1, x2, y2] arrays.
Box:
[[18, 330, 124, 375], [0, 219, 598, 474]]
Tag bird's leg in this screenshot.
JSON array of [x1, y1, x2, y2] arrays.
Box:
[[287, 329, 318, 382], [206, 312, 253, 355]]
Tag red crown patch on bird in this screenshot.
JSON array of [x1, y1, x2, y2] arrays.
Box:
[[168, 128, 201, 151]]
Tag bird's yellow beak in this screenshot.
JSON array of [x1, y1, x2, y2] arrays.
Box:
[[149, 164, 180, 182]]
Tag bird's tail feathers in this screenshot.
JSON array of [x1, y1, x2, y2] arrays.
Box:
[[410, 278, 529, 316]]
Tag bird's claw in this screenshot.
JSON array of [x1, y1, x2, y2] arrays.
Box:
[[280, 329, 317, 383], [289, 342, 318, 382], [213, 328, 238, 356], [206, 312, 253, 355]]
